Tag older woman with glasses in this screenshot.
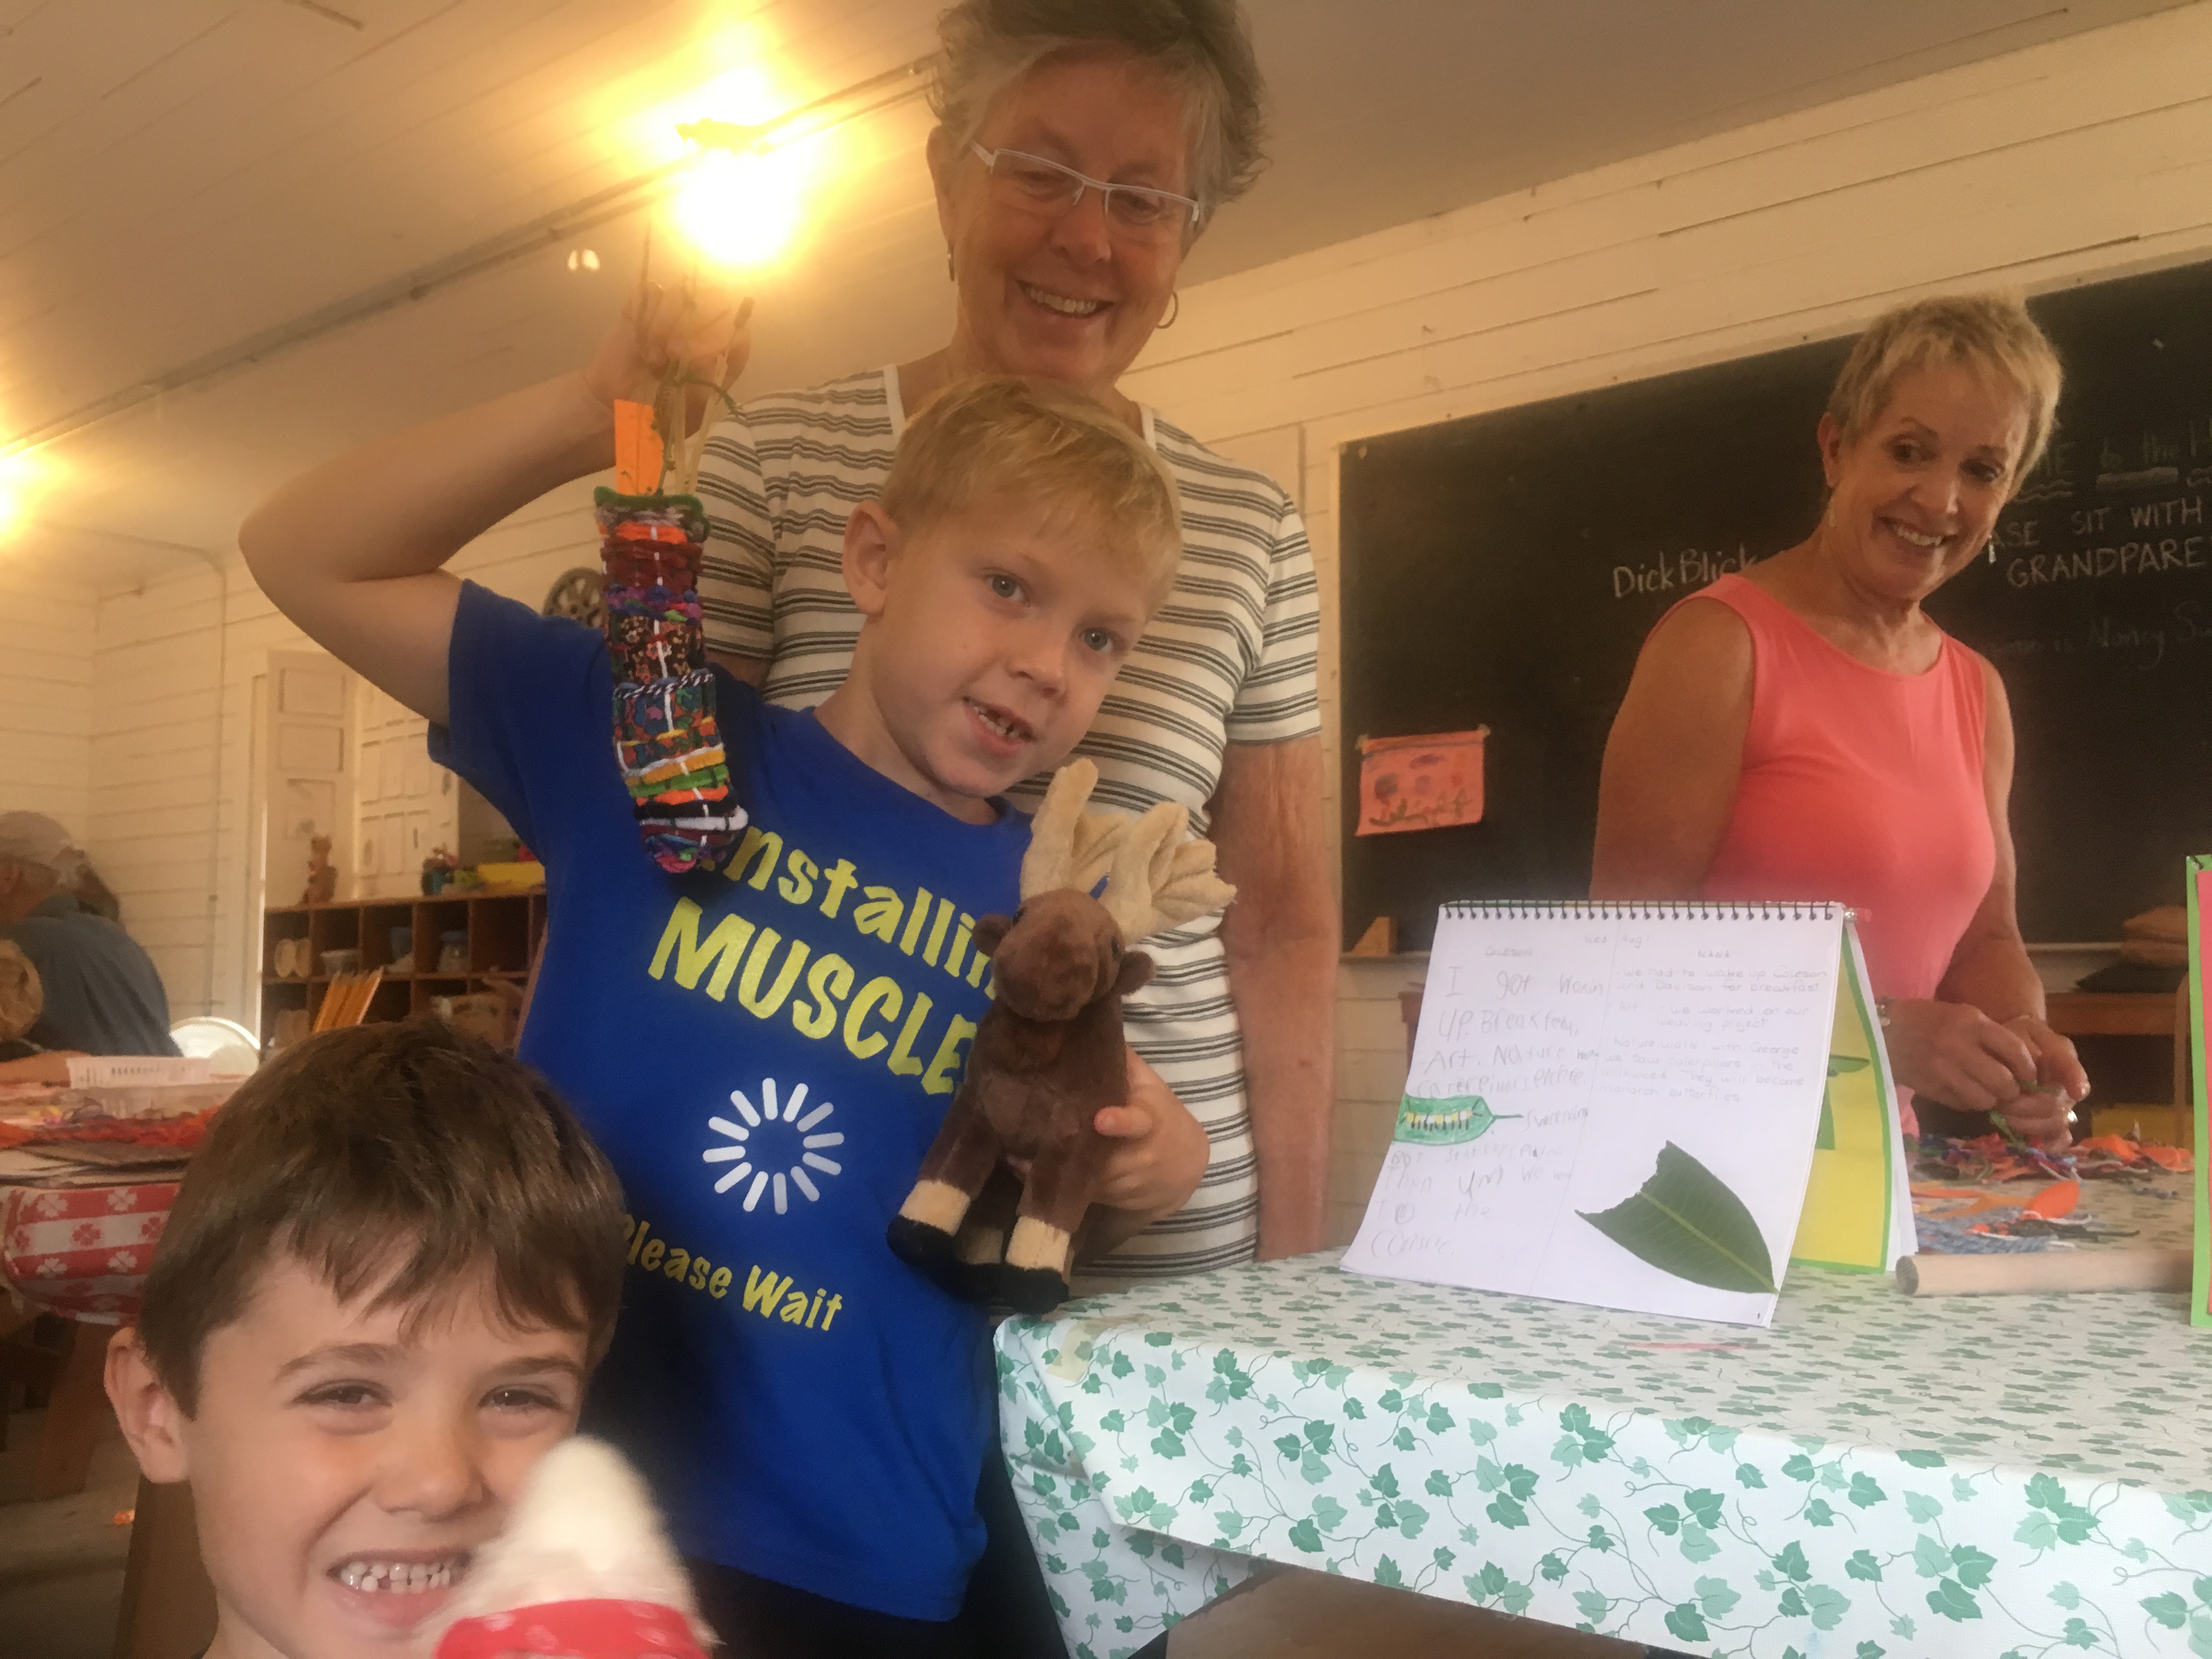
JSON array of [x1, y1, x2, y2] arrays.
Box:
[[696, 0, 1336, 1288]]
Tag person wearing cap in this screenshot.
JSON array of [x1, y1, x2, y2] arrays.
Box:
[[0, 811, 177, 1057]]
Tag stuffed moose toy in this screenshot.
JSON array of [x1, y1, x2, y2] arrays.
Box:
[[887, 760, 1235, 1314]]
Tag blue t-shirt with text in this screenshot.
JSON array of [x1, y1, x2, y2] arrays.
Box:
[[434, 582, 1027, 1619]]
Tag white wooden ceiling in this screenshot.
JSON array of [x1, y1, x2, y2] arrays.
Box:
[[0, 0, 2192, 589]]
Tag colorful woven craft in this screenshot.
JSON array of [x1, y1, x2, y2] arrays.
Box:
[[596, 488, 744, 874]]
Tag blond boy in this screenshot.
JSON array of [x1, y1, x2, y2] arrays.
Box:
[[239, 319, 1210, 1649]]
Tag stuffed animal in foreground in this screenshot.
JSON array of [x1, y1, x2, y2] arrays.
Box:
[[428, 1437, 714, 1659], [887, 761, 1235, 1314]]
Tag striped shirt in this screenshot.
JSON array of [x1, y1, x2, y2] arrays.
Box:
[[695, 366, 1321, 1281]]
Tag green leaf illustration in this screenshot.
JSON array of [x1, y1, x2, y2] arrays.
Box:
[[1665, 1604, 1711, 1644], [1393, 1092, 1518, 1146], [1697, 1576, 1742, 1618], [2143, 1593, 2188, 1629], [1577, 1142, 1778, 1293], [1927, 1578, 1982, 1622], [1818, 1054, 1870, 1148]]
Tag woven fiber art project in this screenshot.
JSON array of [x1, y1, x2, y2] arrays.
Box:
[[596, 488, 743, 873]]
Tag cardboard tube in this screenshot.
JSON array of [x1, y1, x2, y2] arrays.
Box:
[[1897, 1249, 2191, 1297]]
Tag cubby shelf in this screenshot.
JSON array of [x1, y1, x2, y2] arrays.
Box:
[[260, 888, 545, 1035]]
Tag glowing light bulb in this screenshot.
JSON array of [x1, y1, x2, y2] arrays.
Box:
[[0, 449, 53, 538], [675, 145, 803, 269]]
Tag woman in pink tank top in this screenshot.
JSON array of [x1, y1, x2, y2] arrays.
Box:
[[1593, 296, 2089, 1143]]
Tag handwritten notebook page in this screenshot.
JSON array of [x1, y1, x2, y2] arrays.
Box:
[[1344, 904, 1844, 1325]]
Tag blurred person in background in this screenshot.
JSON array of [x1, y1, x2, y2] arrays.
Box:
[[0, 811, 177, 1057]]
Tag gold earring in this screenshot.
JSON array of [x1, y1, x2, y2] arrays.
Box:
[[1157, 291, 1180, 329]]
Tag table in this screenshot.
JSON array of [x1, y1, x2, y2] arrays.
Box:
[[998, 1198, 2212, 1657], [1, 1178, 177, 1503], [0, 1176, 221, 1657], [1, 1180, 178, 1323], [0, 1090, 227, 1657]]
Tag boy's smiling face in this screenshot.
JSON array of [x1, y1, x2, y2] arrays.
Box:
[[109, 1252, 588, 1659], [821, 495, 1159, 821]]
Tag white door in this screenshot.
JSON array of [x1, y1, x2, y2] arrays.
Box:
[[262, 650, 354, 907], [351, 682, 459, 899]]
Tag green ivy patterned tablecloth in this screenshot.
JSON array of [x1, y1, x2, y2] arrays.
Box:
[[997, 1186, 2208, 1658]]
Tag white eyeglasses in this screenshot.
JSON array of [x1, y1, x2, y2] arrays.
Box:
[[969, 143, 1204, 244]]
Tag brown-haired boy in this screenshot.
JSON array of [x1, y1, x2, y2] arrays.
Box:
[[104, 1017, 628, 1659]]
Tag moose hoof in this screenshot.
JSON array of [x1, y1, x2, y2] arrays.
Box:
[[998, 1264, 1071, 1316], [887, 1215, 955, 1267]]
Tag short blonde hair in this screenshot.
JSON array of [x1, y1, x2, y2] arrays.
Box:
[[932, 0, 1267, 221], [1825, 293, 2063, 486], [0, 941, 42, 1043], [882, 376, 1184, 602]]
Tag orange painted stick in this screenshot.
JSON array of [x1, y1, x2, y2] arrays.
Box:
[[613, 399, 664, 495]]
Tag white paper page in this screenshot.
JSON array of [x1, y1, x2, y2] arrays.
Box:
[[1344, 905, 1843, 1325]]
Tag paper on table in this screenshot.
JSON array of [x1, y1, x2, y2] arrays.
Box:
[[1788, 923, 1915, 1274], [1343, 903, 1843, 1325]]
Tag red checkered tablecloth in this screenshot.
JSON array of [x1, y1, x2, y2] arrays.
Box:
[[1, 1181, 178, 1324]]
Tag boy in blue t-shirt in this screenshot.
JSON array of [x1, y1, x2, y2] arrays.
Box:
[[240, 292, 1209, 1655]]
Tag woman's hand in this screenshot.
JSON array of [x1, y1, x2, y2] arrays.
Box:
[[581, 276, 753, 428], [1884, 998, 2075, 1144], [1089, 1048, 1209, 1220], [2002, 1013, 2090, 1121]]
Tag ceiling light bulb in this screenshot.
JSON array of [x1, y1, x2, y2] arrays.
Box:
[[675, 146, 802, 268]]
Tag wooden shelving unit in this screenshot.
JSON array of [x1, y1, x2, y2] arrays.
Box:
[[260, 888, 546, 1036]]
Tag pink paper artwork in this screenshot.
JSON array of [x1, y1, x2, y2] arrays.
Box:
[[1356, 728, 1489, 836]]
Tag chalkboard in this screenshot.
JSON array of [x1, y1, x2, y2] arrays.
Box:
[[1340, 256, 2212, 950]]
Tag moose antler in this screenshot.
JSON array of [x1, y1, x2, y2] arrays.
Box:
[[1019, 760, 1125, 900], [1097, 802, 1237, 943]]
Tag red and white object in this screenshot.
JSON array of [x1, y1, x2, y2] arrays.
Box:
[[430, 1438, 714, 1659], [0, 1182, 176, 1322]]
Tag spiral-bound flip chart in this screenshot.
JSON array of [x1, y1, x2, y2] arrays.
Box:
[[1344, 901, 1912, 1325]]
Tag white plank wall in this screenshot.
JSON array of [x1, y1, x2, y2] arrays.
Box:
[[88, 562, 225, 1018], [83, 484, 599, 1026], [64, 5, 2212, 1232], [1113, 3, 2212, 1245], [0, 568, 97, 838]]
